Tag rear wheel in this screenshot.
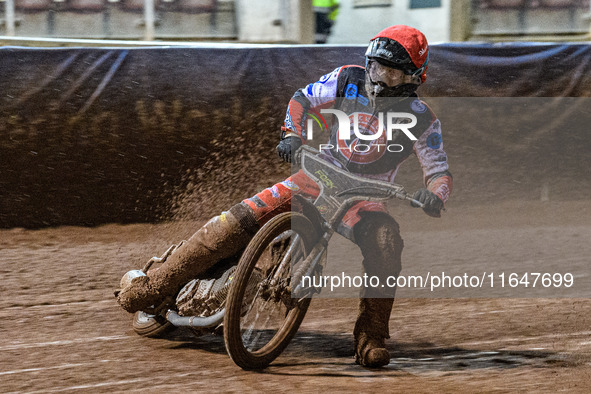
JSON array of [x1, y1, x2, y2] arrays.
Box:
[[224, 212, 320, 370], [132, 310, 173, 338]]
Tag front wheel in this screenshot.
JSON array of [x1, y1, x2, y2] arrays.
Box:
[[223, 212, 320, 370]]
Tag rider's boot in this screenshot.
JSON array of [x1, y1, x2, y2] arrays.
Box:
[[116, 203, 259, 313], [354, 297, 394, 367], [352, 212, 403, 368]]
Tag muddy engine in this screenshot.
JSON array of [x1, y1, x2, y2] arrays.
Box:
[[175, 265, 237, 317]]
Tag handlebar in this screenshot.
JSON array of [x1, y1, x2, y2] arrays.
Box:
[[336, 186, 425, 208], [295, 145, 425, 208], [292, 145, 313, 166]]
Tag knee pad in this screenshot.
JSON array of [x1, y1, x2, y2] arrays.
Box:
[[228, 202, 260, 236], [354, 212, 403, 277]]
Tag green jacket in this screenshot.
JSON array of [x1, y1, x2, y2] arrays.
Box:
[[313, 0, 339, 21]]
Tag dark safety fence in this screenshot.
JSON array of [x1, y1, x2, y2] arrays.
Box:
[[1, 43, 591, 228]]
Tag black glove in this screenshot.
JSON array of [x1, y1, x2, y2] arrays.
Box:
[[276, 136, 302, 163], [411, 188, 444, 218]]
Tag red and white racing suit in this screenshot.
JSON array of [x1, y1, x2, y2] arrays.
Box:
[[242, 65, 452, 240]]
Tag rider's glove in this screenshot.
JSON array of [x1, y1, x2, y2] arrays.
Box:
[[411, 188, 444, 218], [276, 136, 302, 163]]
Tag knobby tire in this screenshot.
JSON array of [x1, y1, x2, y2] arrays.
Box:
[[224, 211, 319, 370]]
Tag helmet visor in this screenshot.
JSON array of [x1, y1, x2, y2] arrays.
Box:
[[367, 60, 411, 88]]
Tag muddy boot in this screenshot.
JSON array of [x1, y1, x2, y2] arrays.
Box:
[[117, 203, 259, 313], [354, 297, 394, 367], [352, 212, 402, 367]]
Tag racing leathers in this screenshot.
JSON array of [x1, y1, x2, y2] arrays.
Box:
[[247, 64, 453, 367], [246, 64, 452, 237]]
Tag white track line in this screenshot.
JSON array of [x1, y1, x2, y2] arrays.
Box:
[[4, 300, 116, 311], [457, 330, 591, 347], [21, 372, 197, 393], [0, 362, 95, 376], [36, 378, 145, 393], [0, 335, 128, 351]]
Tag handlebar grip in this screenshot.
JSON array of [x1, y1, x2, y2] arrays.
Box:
[[407, 196, 425, 208]]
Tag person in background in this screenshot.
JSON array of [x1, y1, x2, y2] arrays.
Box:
[[314, 0, 340, 43]]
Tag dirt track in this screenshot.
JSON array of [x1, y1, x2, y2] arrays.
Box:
[[2, 200, 590, 393]]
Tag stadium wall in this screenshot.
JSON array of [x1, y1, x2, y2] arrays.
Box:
[[1, 43, 591, 228]]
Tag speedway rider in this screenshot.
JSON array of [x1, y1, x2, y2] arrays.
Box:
[[117, 25, 453, 368]]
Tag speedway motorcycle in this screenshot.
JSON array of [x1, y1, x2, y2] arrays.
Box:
[[122, 145, 423, 370]]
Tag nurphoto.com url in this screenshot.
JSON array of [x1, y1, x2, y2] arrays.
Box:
[[300, 272, 574, 293]]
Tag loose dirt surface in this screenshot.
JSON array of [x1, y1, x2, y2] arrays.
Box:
[[2, 201, 590, 393]]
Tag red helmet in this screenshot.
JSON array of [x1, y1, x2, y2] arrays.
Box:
[[365, 25, 429, 83]]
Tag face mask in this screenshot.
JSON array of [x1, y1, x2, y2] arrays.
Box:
[[365, 61, 420, 106]]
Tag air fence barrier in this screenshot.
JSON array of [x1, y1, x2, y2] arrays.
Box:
[[1, 43, 591, 228]]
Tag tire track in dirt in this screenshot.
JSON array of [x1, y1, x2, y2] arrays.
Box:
[[1, 202, 590, 392]]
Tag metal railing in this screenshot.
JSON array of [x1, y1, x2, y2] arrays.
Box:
[[0, 0, 237, 41], [471, 0, 591, 38]]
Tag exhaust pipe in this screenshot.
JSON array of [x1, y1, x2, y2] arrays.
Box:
[[165, 309, 225, 329]]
